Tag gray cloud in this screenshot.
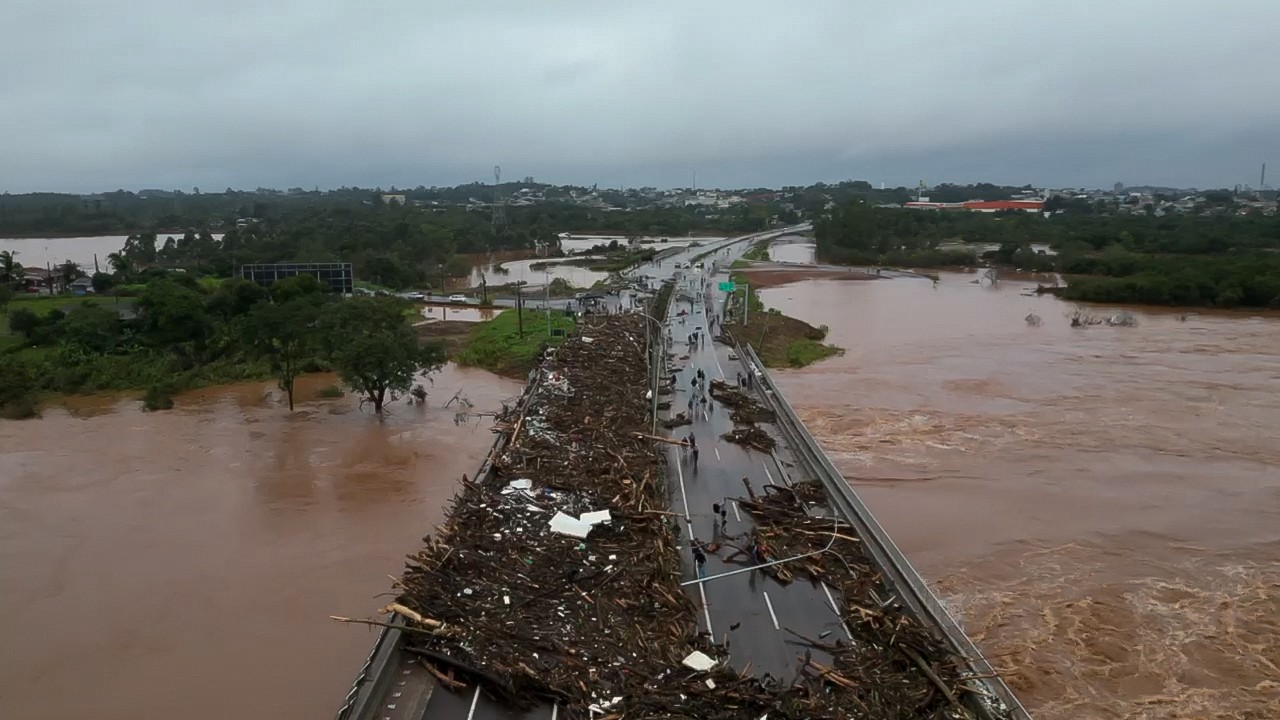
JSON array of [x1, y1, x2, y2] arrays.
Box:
[[3, 0, 1276, 192]]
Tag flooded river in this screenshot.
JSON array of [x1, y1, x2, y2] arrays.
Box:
[[761, 272, 1280, 719], [0, 366, 522, 720]]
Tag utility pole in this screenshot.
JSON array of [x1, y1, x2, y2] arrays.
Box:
[[480, 273, 488, 305], [516, 282, 524, 337], [544, 269, 551, 336], [742, 283, 750, 325]]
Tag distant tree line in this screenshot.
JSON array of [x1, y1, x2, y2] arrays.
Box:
[[815, 199, 1280, 308]]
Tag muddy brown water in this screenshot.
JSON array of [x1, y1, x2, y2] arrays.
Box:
[[0, 366, 522, 720], [760, 271, 1280, 719]]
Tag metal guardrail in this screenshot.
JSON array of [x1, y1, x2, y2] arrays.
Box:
[[742, 344, 1032, 720]]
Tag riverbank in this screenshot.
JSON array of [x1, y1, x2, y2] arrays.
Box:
[[723, 272, 841, 368]]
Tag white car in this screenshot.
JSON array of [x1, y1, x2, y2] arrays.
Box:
[[406, 291, 425, 300], [448, 294, 468, 304]]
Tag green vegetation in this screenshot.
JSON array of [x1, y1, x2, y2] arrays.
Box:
[[455, 309, 576, 378], [741, 240, 771, 262], [327, 296, 445, 413], [784, 338, 842, 368], [723, 274, 840, 369], [0, 274, 441, 418], [142, 384, 175, 412], [728, 272, 766, 317], [0, 185, 781, 253], [563, 246, 658, 274], [816, 198, 1280, 308]]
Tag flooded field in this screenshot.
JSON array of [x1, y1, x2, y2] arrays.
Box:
[[420, 304, 499, 323], [479, 257, 610, 288], [557, 234, 723, 255], [767, 236, 816, 264], [0, 365, 522, 720], [760, 272, 1280, 719], [0, 233, 222, 272]]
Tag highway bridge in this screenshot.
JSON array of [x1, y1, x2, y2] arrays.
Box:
[[335, 227, 1031, 720]]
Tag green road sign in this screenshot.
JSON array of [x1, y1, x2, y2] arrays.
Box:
[[718, 281, 736, 292]]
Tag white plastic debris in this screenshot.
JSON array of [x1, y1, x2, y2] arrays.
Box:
[[681, 650, 716, 671], [588, 696, 621, 714], [579, 509, 612, 526], [705, 678, 716, 689], [502, 478, 533, 494], [549, 511, 593, 539], [581, 336, 596, 344]]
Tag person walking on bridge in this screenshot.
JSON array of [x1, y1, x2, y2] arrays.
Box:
[[691, 540, 707, 579]]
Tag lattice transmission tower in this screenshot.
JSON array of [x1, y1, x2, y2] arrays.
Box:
[[491, 165, 507, 233]]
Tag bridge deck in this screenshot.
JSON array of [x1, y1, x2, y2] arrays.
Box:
[[337, 229, 1028, 720]]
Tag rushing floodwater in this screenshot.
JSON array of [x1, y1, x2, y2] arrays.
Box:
[[0, 366, 522, 720], [761, 272, 1280, 719]]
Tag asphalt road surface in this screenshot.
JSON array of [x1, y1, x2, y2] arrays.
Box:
[[661, 262, 853, 683]]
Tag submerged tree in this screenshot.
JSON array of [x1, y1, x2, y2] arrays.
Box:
[[327, 296, 444, 414], [246, 294, 326, 411]]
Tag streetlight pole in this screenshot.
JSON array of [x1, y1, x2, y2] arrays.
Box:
[[634, 311, 665, 434], [544, 268, 551, 336]]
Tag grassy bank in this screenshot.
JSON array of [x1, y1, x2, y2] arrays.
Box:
[[741, 239, 771, 261], [723, 272, 841, 369], [454, 308, 576, 378]]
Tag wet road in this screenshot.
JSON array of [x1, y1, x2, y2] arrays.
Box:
[[660, 267, 850, 680]]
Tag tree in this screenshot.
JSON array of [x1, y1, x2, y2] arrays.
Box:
[[246, 295, 325, 411], [58, 260, 83, 292], [0, 354, 40, 419], [326, 297, 444, 414], [59, 303, 122, 353], [7, 307, 42, 339], [91, 272, 114, 294], [269, 273, 324, 304], [0, 250, 21, 287], [206, 277, 268, 319], [136, 279, 209, 346], [106, 252, 133, 275]]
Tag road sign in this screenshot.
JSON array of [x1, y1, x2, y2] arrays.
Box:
[[718, 281, 736, 292]]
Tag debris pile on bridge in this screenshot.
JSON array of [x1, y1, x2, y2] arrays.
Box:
[[710, 378, 778, 452], [727, 480, 994, 718], [346, 313, 1002, 719], [709, 378, 776, 424]]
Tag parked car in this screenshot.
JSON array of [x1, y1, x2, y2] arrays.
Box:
[[406, 291, 425, 300], [448, 294, 468, 304]]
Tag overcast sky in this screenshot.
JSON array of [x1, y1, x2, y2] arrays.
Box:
[[3, 0, 1277, 193]]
